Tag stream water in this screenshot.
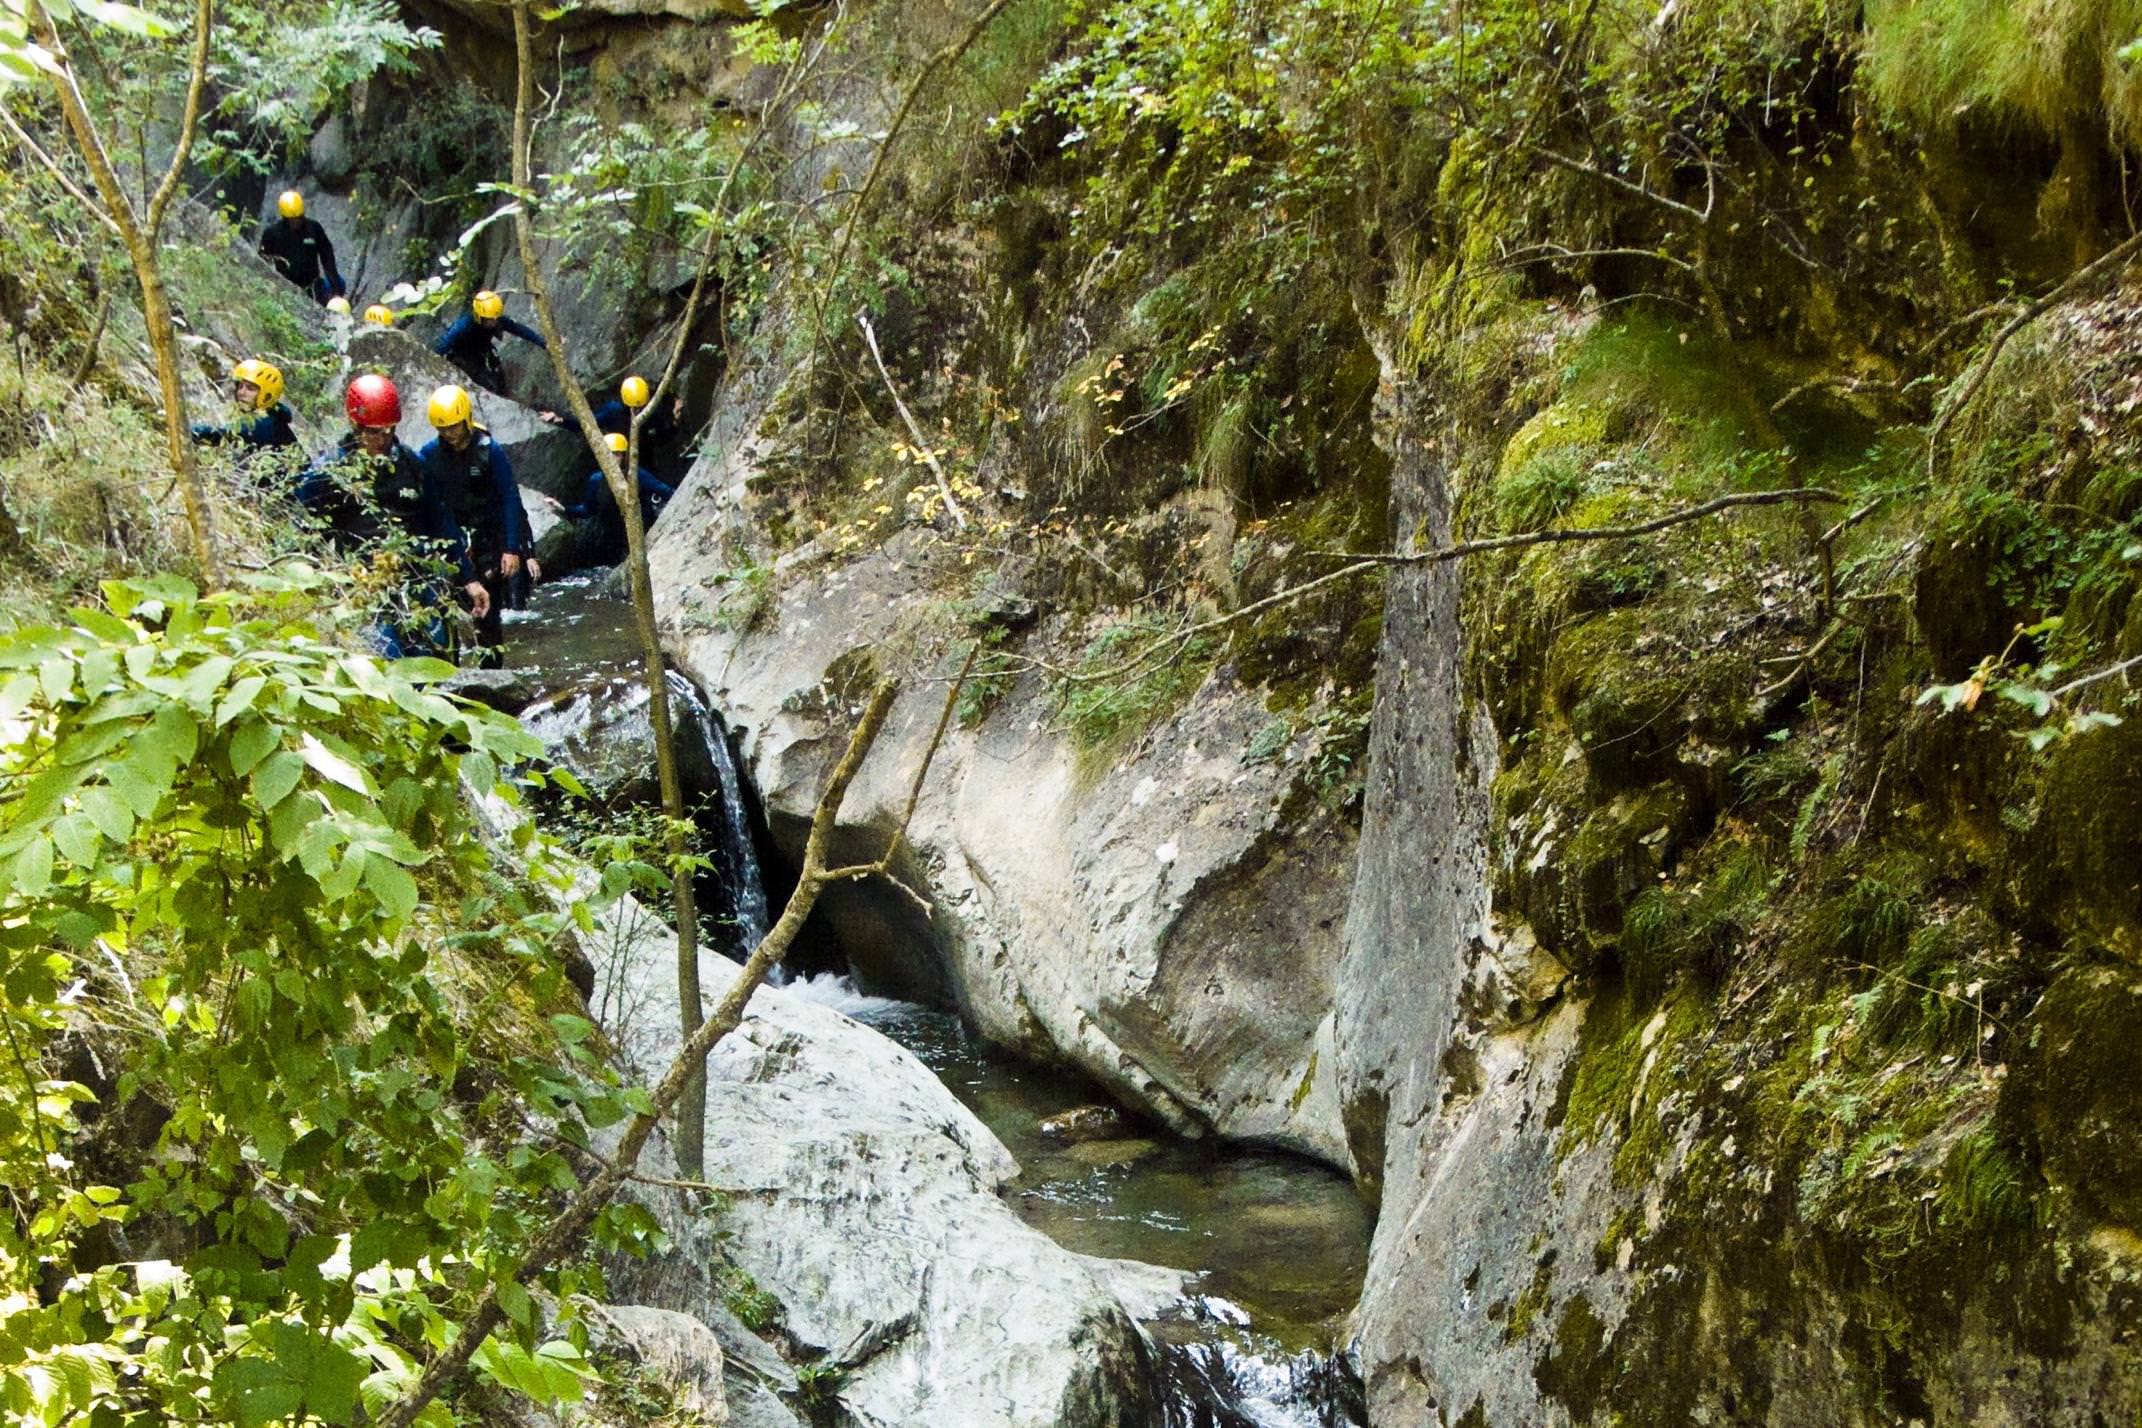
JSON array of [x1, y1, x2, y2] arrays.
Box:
[[507, 575, 1371, 1428]]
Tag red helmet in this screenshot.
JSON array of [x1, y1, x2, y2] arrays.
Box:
[[346, 373, 402, 428]]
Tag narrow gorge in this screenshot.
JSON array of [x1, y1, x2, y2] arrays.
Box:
[[2, 0, 2141, 1425]]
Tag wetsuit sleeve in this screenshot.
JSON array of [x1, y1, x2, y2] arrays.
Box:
[[433, 314, 471, 359], [560, 470, 606, 522], [312, 221, 342, 291], [489, 444, 530, 552], [500, 317, 548, 349], [191, 422, 228, 446], [294, 449, 339, 511], [641, 468, 677, 502], [256, 223, 279, 272]]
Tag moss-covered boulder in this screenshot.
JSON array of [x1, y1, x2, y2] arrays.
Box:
[[2036, 718, 2142, 960], [2010, 965, 2142, 1226]]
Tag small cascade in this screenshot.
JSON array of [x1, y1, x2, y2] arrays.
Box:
[[661, 671, 773, 960]]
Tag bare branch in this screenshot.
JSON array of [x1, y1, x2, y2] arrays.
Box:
[[0, 106, 118, 236], [2049, 653, 2142, 701], [1532, 144, 1711, 225], [1926, 229, 2142, 478], [142, 0, 213, 238], [378, 682, 907, 1428], [858, 313, 967, 529]]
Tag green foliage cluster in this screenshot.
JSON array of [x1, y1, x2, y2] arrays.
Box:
[[205, 1, 442, 170], [0, 570, 662, 1425]]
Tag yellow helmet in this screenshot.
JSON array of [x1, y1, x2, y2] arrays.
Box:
[[231, 358, 284, 409], [472, 289, 505, 320], [276, 189, 305, 219], [427, 384, 474, 429], [362, 304, 394, 327], [619, 374, 650, 408], [605, 432, 629, 454], [325, 295, 352, 316]]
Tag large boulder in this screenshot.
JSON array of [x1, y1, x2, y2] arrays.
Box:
[[647, 521, 1356, 1167], [566, 877, 1164, 1428]]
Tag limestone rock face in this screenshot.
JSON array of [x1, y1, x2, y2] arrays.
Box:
[[1335, 350, 2142, 1428], [579, 893, 1164, 1428], [646, 520, 1356, 1167]]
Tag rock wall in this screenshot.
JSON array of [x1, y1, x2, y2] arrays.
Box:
[[478, 794, 1166, 1428], [651, 526, 1358, 1166]]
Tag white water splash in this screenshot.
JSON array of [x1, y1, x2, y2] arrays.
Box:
[[782, 972, 914, 1019]]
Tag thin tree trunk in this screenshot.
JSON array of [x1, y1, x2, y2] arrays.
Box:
[[27, 0, 222, 589], [506, 0, 708, 1175]]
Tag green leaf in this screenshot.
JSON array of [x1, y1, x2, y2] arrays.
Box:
[[228, 717, 280, 777], [78, 787, 134, 844], [252, 751, 305, 809], [13, 835, 54, 897], [49, 812, 99, 868], [216, 674, 268, 728], [363, 855, 419, 921], [299, 732, 373, 795], [75, 1, 177, 39]]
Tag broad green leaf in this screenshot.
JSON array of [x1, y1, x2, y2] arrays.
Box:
[[78, 787, 134, 843], [76, 1, 177, 41], [228, 717, 280, 777], [363, 856, 419, 921], [50, 812, 99, 868], [253, 751, 305, 810], [14, 835, 54, 896], [216, 674, 268, 728], [299, 732, 372, 795], [38, 656, 72, 705]]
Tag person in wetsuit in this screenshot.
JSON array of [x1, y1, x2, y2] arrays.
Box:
[[257, 190, 346, 304], [543, 432, 674, 567], [433, 289, 548, 398], [296, 374, 486, 657], [416, 383, 533, 666], [190, 358, 298, 466]]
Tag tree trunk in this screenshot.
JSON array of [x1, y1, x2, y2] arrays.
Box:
[[506, 0, 707, 1177]]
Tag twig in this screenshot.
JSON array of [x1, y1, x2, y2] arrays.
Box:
[[0, 106, 118, 236], [2048, 653, 2142, 701], [70, 291, 108, 386], [857, 313, 967, 529], [1016, 487, 1851, 690], [1926, 229, 2142, 478]]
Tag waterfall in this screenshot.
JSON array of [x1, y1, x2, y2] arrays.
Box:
[[663, 671, 773, 960]]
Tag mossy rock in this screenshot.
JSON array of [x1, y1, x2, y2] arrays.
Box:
[[1548, 608, 1758, 792], [2035, 718, 2142, 960], [2009, 965, 2142, 1226], [1505, 763, 1693, 972], [1913, 515, 2021, 681]]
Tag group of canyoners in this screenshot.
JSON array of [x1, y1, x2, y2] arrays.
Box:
[[202, 189, 684, 662]]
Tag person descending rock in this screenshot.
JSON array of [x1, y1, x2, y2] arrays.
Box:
[[296, 373, 486, 657], [591, 385, 689, 475], [433, 289, 547, 399], [257, 190, 346, 305], [190, 358, 297, 461], [417, 383, 534, 666], [543, 432, 675, 567]]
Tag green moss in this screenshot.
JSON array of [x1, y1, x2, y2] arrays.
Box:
[[1532, 1295, 1610, 1422], [1556, 987, 1706, 1184], [1504, 1261, 1554, 1343]]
